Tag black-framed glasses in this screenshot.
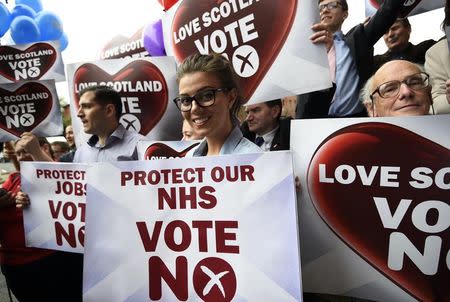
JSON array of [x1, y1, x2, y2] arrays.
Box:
[[173, 88, 228, 112], [319, 1, 342, 13], [370, 72, 430, 101]]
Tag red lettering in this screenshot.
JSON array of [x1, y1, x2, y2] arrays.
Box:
[[54, 181, 86, 196], [211, 167, 224, 182], [54, 222, 84, 247], [192, 221, 213, 252], [79, 203, 86, 223], [138, 220, 239, 254], [172, 168, 182, 184], [158, 186, 217, 210], [227, 166, 239, 182], [165, 220, 191, 252], [48, 200, 62, 219], [55, 221, 76, 247], [78, 225, 85, 246], [121, 168, 207, 186], [240, 165, 254, 181], [63, 202, 77, 220], [74, 182, 84, 196], [158, 187, 177, 209], [134, 171, 146, 185], [149, 256, 188, 301], [211, 166, 255, 182], [198, 186, 217, 209], [179, 187, 197, 209], [183, 168, 195, 183], [137, 221, 163, 252], [216, 221, 239, 253], [121, 171, 133, 186]]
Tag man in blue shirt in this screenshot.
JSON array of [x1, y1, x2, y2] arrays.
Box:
[[302, 0, 406, 118], [18, 86, 143, 163], [73, 86, 143, 162]]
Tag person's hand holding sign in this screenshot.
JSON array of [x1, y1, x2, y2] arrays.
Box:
[[16, 132, 54, 162], [310, 22, 334, 52], [15, 189, 30, 209]]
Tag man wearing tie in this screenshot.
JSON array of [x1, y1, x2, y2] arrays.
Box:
[[241, 100, 290, 152], [302, 0, 406, 118]]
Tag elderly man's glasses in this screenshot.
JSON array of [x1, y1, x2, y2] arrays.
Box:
[[370, 72, 429, 100], [173, 88, 228, 112], [319, 1, 342, 13]]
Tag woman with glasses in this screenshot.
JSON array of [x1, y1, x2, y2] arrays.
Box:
[[174, 53, 262, 156]]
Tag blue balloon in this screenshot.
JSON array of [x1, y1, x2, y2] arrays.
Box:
[[35, 11, 63, 41], [11, 4, 36, 20], [10, 15, 40, 44], [58, 32, 68, 51], [0, 3, 12, 37], [15, 0, 43, 13]]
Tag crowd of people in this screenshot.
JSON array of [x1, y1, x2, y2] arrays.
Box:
[[0, 0, 449, 301]]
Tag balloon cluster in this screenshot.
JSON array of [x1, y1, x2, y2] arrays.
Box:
[[0, 0, 68, 50], [141, 0, 179, 56]]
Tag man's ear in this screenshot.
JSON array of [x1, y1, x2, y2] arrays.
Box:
[[271, 105, 281, 119], [364, 101, 375, 117], [343, 10, 348, 21], [105, 103, 116, 118]]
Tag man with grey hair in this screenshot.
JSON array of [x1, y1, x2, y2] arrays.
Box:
[[361, 60, 432, 117]]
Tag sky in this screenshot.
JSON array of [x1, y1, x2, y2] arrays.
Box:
[[1, 0, 446, 101], [41, 0, 445, 64]]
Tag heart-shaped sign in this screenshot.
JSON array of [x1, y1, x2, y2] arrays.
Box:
[[170, 0, 297, 102], [368, 0, 423, 17], [0, 82, 53, 137], [0, 43, 57, 82], [144, 142, 199, 160], [99, 28, 148, 60], [72, 60, 168, 136], [369, 0, 382, 8], [307, 122, 449, 301]]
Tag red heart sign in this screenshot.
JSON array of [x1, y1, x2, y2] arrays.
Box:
[[307, 122, 449, 302], [368, 0, 423, 17], [144, 142, 199, 160], [0, 43, 57, 82], [369, 0, 382, 8], [73, 61, 168, 136], [0, 82, 53, 137], [100, 28, 148, 60], [170, 0, 297, 102]]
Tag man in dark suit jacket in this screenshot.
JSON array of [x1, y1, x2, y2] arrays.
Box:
[[298, 0, 408, 118], [374, 17, 435, 70], [241, 100, 290, 151]]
